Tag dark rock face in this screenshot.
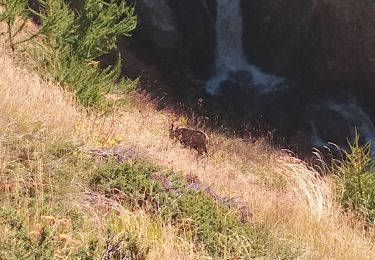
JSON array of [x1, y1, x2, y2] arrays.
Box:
[[131, 0, 182, 54], [241, 0, 375, 92], [241, 0, 314, 81], [166, 0, 217, 79], [130, 0, 217, 79]]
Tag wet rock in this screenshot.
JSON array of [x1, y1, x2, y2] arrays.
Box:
[[304, 105, 353, 147], [228, 70, 253, 83], [219, 79, 256, 102]]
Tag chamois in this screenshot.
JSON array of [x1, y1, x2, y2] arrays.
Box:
[[169, 123, 209, 155]]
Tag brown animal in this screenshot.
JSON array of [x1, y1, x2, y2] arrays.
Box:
[[169, 123, 209, 155]]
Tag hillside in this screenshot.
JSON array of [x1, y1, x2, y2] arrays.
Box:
[[1, 29, 375, 260], [1, 1, 375, 258]]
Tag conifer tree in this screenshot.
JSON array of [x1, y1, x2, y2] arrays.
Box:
[[1, 0, 137, 107]]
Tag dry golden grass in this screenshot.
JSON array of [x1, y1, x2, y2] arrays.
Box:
[[1, 35, 375, 259], [99, 102, 375, 259], [0, 41, 209, 259], [0, 46, 82, 142], [79, 192, 210, 260]]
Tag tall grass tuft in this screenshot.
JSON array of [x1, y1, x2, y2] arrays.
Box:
[[278, 157, 333, 220]]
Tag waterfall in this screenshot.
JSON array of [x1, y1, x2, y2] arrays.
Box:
[[206, 0, 283, 94]]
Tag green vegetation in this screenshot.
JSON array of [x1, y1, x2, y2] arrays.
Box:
[[0, 137, 164, 259], [0, 0, 137, 108], [334, 133, 375, 223], [33, 0, 137, 108], [0, 207, 100, 259], [0, 206, 150, 259], [0, 133, 295, 259], [0, 139, 99, 259], [91, 160, 298, 259], [2, 0, 375, 258]]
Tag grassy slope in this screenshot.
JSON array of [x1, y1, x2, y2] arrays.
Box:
[[0, 37, 375, 258]]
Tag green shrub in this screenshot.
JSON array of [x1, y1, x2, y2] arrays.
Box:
[[91, 160, 297, 258], [0, 0, 137, 108], [334, 133, 375, 223], [30, 0, 137, 108]]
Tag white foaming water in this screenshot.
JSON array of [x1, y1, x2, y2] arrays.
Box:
[[328, 102, 375, 147], [206, 0, 283, 94]]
